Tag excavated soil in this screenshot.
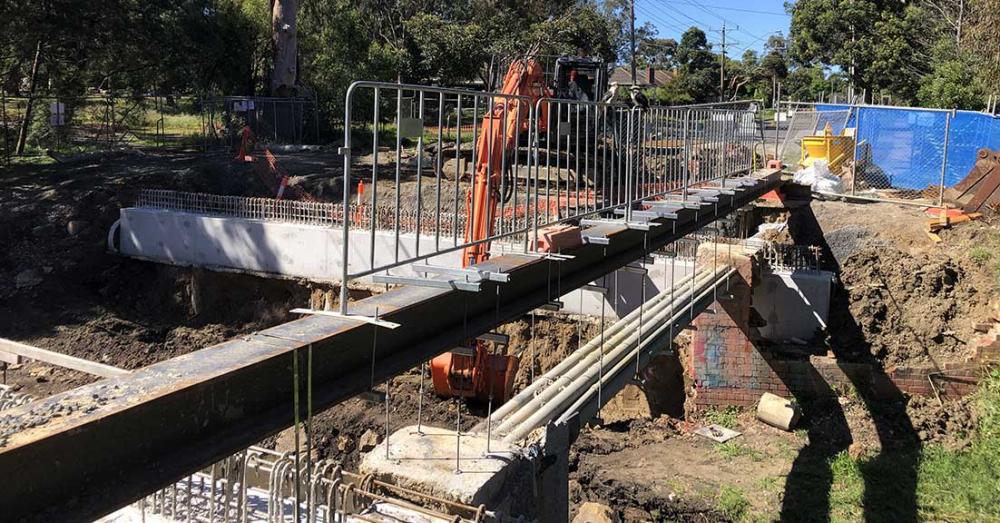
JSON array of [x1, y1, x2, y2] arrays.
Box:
[[789, 200, 998, 368], [274, 314, 602, 471], [0, 151, 328, 397]]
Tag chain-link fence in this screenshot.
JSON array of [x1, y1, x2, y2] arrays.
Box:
[[778, 101, 1000, 206], [200, 95, 320, 149], [1, 94, 206, 163], [1, 92, 321, 165]]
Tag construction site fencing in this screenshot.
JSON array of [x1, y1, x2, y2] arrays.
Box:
[[0, 93, 319, 165], [779, 101, 1000, 206], [0, 94, 205, 163], [200, 95, 320, 149], [337, 81, 763, 313]]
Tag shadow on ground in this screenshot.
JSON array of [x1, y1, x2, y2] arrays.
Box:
[[779, 203, 920, 523]]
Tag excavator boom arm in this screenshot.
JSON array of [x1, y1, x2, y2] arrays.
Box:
[[462, 59, 545, 266]]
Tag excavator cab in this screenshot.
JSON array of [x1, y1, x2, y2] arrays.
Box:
[[552, 56, 608, 103]]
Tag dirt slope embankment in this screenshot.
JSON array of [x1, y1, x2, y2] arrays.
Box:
[[794, 200, 999, 368]]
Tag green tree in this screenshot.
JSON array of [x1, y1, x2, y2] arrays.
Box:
[[788, 0, 936, 103], [405, 14, 488, 84], [675, 27, 719, 102], [918, 40, 986, 109]]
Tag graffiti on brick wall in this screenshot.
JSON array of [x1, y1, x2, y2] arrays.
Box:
[[693, 323, 726, 387]]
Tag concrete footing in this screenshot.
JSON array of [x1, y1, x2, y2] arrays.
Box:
[[359, 425, 526, 507], [359, 424, 573, 520]]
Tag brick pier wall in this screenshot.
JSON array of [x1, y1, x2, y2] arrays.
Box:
[[689, 254, 990, 408]]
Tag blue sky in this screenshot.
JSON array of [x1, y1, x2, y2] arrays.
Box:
[[632, 0, 792, 55]]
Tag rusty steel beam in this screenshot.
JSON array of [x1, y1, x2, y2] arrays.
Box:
[[0, 172, 780, 521]]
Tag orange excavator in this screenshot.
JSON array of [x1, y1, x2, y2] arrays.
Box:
[[430, 56, 610, 403]]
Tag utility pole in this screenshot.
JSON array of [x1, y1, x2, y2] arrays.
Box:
[[630, 0, 637, 85], [719, 22, 726, 101]]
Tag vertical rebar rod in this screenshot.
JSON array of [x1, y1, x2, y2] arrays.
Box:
[[416, 361, 426, 435], [636, 236, 647, 378], [305, 343, 313, 523], [454, 397, 462, 474], [292, 349, 301, 523], [530, 310, 536, 384], [384, 372, 391, 461], [597, 271, 606, 420]]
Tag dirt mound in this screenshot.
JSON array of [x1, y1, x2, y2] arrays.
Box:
[[288, 313, 598, 470], [831, 246, 980, 366], [0, 152, 317, 397], [907, 395, 977, 450], [800, 200, 998, 368], [823, 225, 885, 266], [498, 313, 601, 391]]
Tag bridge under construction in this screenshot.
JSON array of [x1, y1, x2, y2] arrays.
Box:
[[2, 75, 804, 522]]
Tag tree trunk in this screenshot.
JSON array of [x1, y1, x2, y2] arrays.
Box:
[[270, 0, 298, 96], [15, 41, 42, 155]]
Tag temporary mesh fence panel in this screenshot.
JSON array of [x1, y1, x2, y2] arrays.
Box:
[[779, 110, 818, 166], [201, 96, 320, 148], [944, 110, 1000, 187], [810, 104, 1000, 203], [1, 95, 205, 159], [779, 108, 852, 168]]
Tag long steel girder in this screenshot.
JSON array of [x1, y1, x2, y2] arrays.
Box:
[[0, 171, 780, 521]]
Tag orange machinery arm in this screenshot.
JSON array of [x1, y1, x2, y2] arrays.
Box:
[[462, 58, 546, 267]]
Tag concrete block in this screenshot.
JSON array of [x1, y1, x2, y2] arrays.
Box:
[[359, 425, 523, 507], [118, 208, 463, 283], [754, 270, 834, 342]]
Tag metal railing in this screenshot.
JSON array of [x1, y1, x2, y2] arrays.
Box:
[[336, 81, 763, 313]]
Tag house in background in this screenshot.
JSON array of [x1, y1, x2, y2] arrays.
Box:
[[610, 65, 674, 88]]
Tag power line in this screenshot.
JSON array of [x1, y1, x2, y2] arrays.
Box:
[[671, 0, 766, 43], [639, 0, 779, 55], [671, 1, 789, 17], [636, 1, 693, 33], [739, 31, 782, 56], [634, 3, 687, 33], [658, 3, 710, 27]]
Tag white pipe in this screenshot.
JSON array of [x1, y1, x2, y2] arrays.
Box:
[[493, 268, 720, 436], [491, 269, 711, 434], [501, 267, 731, 443], [486, 268, 698, 425], [544, 267, 737, 438]]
